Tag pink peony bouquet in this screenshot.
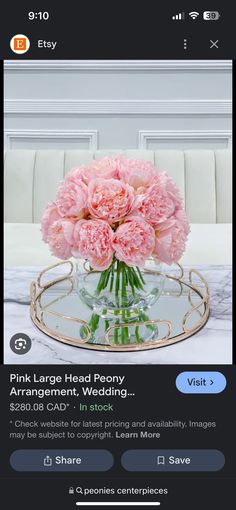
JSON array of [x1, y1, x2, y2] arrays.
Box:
[[41, 156, 190, 341], [41, 155, 190, 269]]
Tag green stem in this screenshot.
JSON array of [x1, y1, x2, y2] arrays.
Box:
[[95, 264, 114, 296], [109, 262, 115, 292], [121, 263, 130, 344], [91, 260, 148, 346], [130, 267, 144, 291], [124, 269, 131, 317], [135, 325, 143, 343], [139, 311, 158, 333], [88, 313, 100, 339], [121, 264, 127, 344], [95, 270, 107, 296], [127, 267, 135, 296], [103, 269, 110, 291], [137, 266, 146, 285], [114, 323, 119, 345], [121, 263, 126, 308], [115, 260, 121, 308]]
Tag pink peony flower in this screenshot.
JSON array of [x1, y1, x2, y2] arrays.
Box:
[[112, 216, 155, 267], [41, 157, 189, 266], [56, 179, 88, 218], [72, 219, 114, 270], [133, 183, 174, 225], [48, 219, 75, 259], [161, 172, 183, 210], [173, 209, 191, 236], [132, 172, 182, 225], [66, 157, 119, 185], [117, 157, 157, 190], [87, 178, 135, 224], [41, 202, 60, 243], [153, 211, 190, 265], [65, 165, 88, 186]]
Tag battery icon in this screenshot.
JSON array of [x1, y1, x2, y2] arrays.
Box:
[[203, 11, 220, 20]]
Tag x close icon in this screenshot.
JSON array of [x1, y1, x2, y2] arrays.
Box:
[[210, 40, 219, 48]]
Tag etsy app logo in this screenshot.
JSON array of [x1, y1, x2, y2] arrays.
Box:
[[10, 34, 30, 54]]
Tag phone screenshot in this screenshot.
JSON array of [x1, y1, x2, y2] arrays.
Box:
[[1, 5, 234, 509]]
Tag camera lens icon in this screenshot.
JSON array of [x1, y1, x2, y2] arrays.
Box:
[[10, 333, 32, 355], [15, 339, 26, 350]]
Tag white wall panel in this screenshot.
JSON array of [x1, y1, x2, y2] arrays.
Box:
[[4, 130, 98, 150], [4, 60, 232, 150]]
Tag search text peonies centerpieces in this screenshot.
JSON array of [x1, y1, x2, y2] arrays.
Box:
[[41, 156, 190, 344]]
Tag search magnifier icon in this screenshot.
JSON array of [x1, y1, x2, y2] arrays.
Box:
[[76, 487, 83, 495]]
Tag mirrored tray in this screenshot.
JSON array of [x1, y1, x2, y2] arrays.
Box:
[[30, 261, 210, 352]]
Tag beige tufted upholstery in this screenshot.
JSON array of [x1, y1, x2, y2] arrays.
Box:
[[4, 149, 232, 224]]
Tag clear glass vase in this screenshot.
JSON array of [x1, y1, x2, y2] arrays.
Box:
[[75, 258, 165, 346], [76, 258, 164, 320]]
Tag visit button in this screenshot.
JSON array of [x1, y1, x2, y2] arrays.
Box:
[[176, 372, 226, 394]]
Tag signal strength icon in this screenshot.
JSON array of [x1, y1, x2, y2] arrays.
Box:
[[172, 12, 185, 20], [189, 11, 200, 19]]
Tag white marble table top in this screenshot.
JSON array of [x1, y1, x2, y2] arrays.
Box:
[[4, 265, 232, 365]]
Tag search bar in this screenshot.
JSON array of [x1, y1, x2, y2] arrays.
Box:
[[76, 503, 161, 507]]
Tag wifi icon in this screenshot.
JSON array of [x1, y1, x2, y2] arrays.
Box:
[[189, 11, 200, 19]]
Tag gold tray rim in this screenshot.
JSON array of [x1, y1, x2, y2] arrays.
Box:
[[30, 261, 210, 352]]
